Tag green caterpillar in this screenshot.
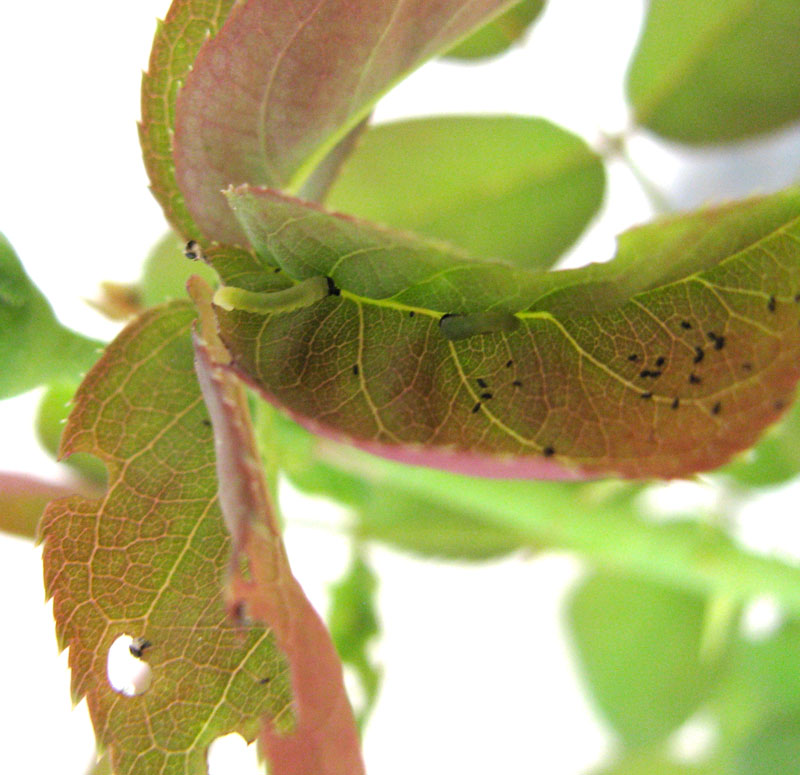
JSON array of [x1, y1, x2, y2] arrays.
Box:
[[439, 311, 519, 340], [213, 275, 336, 314]]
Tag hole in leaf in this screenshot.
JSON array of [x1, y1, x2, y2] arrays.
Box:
[[668, 712, 717, 764], [107, 635, 152, 697], [741, 596, 783, 641], [208, 733, 261, 775]]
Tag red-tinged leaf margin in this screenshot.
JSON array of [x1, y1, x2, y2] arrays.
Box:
[[189, 276, 365, 774], [172, 0, 522, 244], [139, 0, 237, 240], [208, 185, 800, 480], [39, 302, 294, 775]]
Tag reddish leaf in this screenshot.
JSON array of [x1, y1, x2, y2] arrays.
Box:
[[140, 0, 238, 240], [189, 276, 364, 774], [172, 0, 521, 243], [40, 303, 294, 775], [207, 185, 800, 479]]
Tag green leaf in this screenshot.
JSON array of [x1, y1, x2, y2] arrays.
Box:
[[593, 752, 717, 775], [170, 0, 526, 243], [445, 0, 545, 59], [328, 551, 381, 730], [273, 412, 533, 560], [325, 116, 604, 270], [717, 394, 800, 488], [627, 0, 800, 144], [40, 303, 294, 775], [36, 381, 107, 486], [735, 711, 800, 775], [214, 185, 800, 478], [0, 233, 100, 398], [568, 572, 728, 746]]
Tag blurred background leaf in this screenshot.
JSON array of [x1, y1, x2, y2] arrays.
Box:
[[627, 0, 800, 144], [327, 116, 604, 270], [444, 0, 545, 60]]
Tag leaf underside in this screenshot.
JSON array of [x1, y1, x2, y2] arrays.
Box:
[[208, 185, 800, 479], [40, 303, 293, 775], [170, 0, 523, 244]]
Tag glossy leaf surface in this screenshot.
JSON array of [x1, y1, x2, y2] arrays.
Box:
[[627, 0, 800, 144], [40, 303, 294, 775], [568, 572, 723, 746], [445, 0, 544, 59], [172, 0, 522, 243], [214, 185, 800, 479], [0, 233, 100, 398], [326, 116, 604, 270]]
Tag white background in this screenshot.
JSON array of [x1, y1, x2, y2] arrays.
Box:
[[2, 2, 800, 773]]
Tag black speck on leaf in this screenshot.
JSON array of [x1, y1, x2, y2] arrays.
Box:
[[352, 364, 359, 376], [689, 373, 702, 384], [768, 295, 777, 312], [693, 346, 705, 364], [480, 391, 493, 400], [472, 402, 481, 413], [326, 276, 341, 296], [640, 369, 662, 379], [742, 362, 753, 372], [512, 380, 523, 387], [671, 397, 680, 410], [711, 402, 722, 415], [477, 378, 488, 389], [543, 446, 555, 457], [640, 392, 652, 399], [655, 356, 666, 367], [506, 359, 513, 368], [680, 320, 692, 330], [628, 353, 639, 362], [201, 418, 211, 427]]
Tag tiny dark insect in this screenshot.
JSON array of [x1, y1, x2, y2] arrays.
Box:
[[640, 392, 652, 399], [183, 240, 199, 261], [628, 354, 639, 362], [671, 397, 680, 410], [689, 373, 702, 384], [409, 311, 415, 317], [477, 378, 488, 389], [472, 402, 481, 413], [711, 402, 722, 415], [693, 346, 705, 364], [259, 677, 272, 685], [543, 446, 555, 457], [680, 321, 692, 330], [707, 332, 725, 350], [655, 356, 666, 367], [325, 276, 341, 296], [352, 364, 359, 376], [505, 359, 514, 368], [480, 391, 493, 400], [273, 266, 282, 274], [768, 295, 777, 312], [201, 418, 211, 427], [129, 638, 151, 659], [640, 369, 662, 379], [512, 380, 523, 387]]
